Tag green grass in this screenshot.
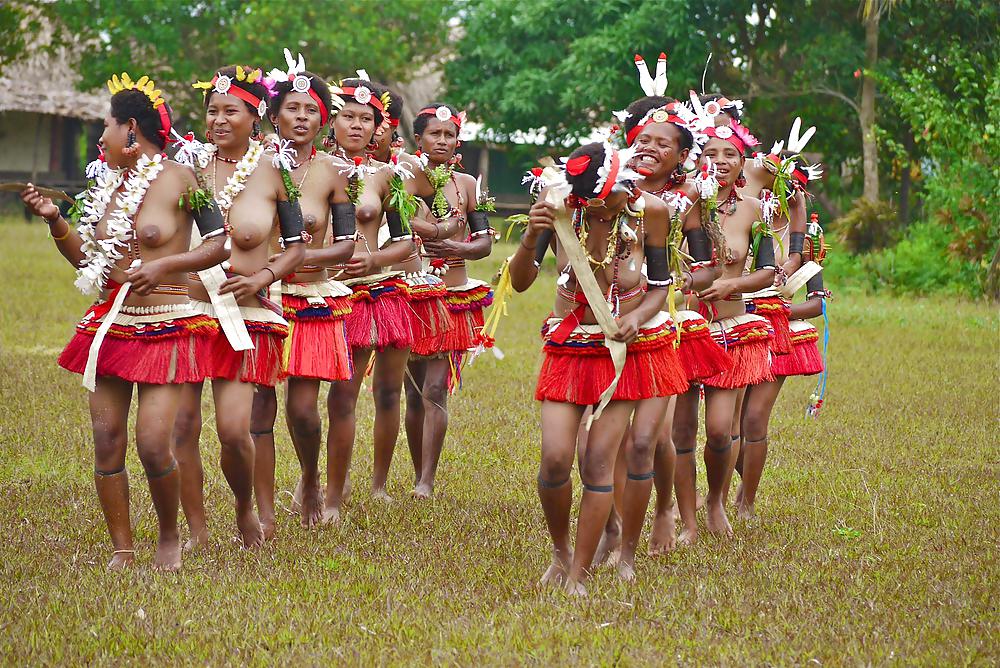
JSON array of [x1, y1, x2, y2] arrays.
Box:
[[1, 218, 997, 665]]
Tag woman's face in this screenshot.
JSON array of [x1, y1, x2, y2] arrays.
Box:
[[99, 110, 132, 169], [415, 117, 458, 165], [632, 122, 688, 180], [272, 91, 323, 145], [332, 101, 376, 154], [700, 137, 744, 186], [206, 92, 256, 152]]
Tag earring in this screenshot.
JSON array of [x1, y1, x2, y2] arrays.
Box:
[[252, 121, 263, 142], [205, 130, 214, 144], [322, 132, 336, 149], [123, 130, 139, 157], [735, 171, 747, 188], [669, 165, 686, 189]]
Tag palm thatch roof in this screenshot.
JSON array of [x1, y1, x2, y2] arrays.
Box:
[[0, 45, 106, 121]]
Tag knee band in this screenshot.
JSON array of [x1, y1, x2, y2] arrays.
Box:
[[627, 471, 655, 482], [582, 482, 613, 493], [537, 474, 570, 489], [250, 428, 274, 436], [95, 465, 126, 477], [146, 460, 177, 480], [745, 436, 768, 446], [707, 440, 733, 454], [675, 447, 695, 455]]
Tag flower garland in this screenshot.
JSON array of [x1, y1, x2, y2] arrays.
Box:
[[75, 154, 164, 296], [206, 140, 264, 216]]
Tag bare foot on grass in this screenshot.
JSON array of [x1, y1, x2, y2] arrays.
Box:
[[237, 507, 265, 549], [592, 521, 621, 568], [183, 529, 209, 552], [616, 560, 636, 582], [412, 482, 433, 499], [371, 487, 393, 503], [706, 500, 734, 537], [677, 527, 698, 546], [107, 550, 135, 571], [153, 533, 181, 572], [649, 505, 677, 556], [299, 482, 324, 528], [320, 504, 341, 525]]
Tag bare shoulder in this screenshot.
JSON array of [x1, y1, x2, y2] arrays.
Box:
[[153, 160, 195, 196]]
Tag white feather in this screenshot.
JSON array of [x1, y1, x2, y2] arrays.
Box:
[[634, 56, 655, 97], [356, 69, 370, 81], [654, 54, 667, 96]]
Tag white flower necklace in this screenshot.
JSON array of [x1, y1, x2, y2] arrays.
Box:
[[206, 140, 263, 217], [74, 153, 164, 296]]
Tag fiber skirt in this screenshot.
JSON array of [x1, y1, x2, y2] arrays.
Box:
[[411, 279, 494, 357], [404, 272, 452, 342], [58, 302, 217, 385], [280, 279, 353, 381], [701, 313, 775, 389], [674, 309, 734, 382], [535, 311, 688, 405], [770, 320, 824, 377], [746, 294, 792, 355], [187, 299, 288, 388], [343, 272, 414, 351]]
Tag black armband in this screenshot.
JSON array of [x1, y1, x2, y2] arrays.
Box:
[[684, 228, 712, 263], [277, 200, 304, 244], [332, 202, 357, 241], [754, 234, 776, 270], [386, 210, 411, 242], [531, 229, 553, 267], [193, 199, 226, 239], [806, 273, 826, 299], [469, 210, 492, 238], [646, 246, 671, 287], [789, 232, 805, 256]]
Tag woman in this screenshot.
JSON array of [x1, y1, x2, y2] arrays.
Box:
[[403, 103, 494, 500], [250, 53, 357, 529], [172, 65, 305, 548], [509, 142, 686, 594], [673, 114, 777, 542], [323, 77, 416, 521], [20, 73, 229, 570], [735, 213, 829, 518]]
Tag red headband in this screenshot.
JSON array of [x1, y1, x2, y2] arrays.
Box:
[[704, 122, 758, 155], [418, 106, 462, 130], [157, 104, 172, 144], [340, 86, 384, 113], [626, 108, 689, 146], [210, 75, 265, 116], [595, 149, 620, 201]]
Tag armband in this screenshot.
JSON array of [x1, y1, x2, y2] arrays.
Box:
[[193, 199, 226, 239], [532, 230, 552, 267], [332, 202, 357, 241], [386, 210, 411, 242], [469, 210, 492, 239], [684, 228, 713, 263], [789, 232, 805, 256], [277, 200, 305, 244], [754, 233, 777, 270], [805, 273, 827, 299], [646, 246, 671, 287]]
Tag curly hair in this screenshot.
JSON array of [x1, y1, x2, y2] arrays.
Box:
[[110, 89, 171, 151]]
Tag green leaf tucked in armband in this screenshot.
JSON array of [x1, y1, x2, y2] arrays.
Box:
[[346, 174, 364, 206], [387, 175, 417, 232], [503, 213, 530, 241], [280, 169, 301, 203], [180, 187, 213, 212]]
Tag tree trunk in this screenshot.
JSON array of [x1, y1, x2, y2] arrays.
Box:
[[860, 10, 880, 202]]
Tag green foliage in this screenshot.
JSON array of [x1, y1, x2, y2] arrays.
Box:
[[835, 197, 899, 253], [387, 174, 417, 232]]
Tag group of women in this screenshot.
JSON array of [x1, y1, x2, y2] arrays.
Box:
[[21, 49, 829, 593]]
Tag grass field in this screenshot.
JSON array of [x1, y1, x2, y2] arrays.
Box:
[[0, 218, 997, 665]]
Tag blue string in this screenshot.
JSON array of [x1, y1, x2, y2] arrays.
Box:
[[806, 299, 830, 418]]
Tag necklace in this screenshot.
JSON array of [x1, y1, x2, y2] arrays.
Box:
[[75, 153, 164, 296], [293, 154, 314, 190], [574, 208, 624, 268], [216, 154, 240, 164], [207, 140, 263, 220]]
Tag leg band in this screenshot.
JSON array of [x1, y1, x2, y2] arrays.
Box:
[[146, 460, 177, 480], [95, 466, 126, 477], [707, 439, 732, 454], [250, 429, 274, 436], [675, 447, 695, 455], [582, 482, 614, 493], [627, 471, 656, 481], [537, 474, 570, 489], [744, 436, 768, 446]]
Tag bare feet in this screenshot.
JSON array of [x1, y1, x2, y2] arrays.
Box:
[[734, 483, 744, 509], [299, 482, 324, 528], [371, 487, 393, 503], [592, 521, 621, 568], [706, 500, 734, 537], [412, 481, 433, 499], [153, 533, 182, 572], [183, 528, 209, 552], [673, 494, 705, 520], [736, 500, 755, 521], [343, 474, 353, 503], [616, 560, 636, 582], [677, 527, 698, 546], [649, 505, 677, 556], [260, 515, 276, 542], [107, 550, 135, 571], [320, 504, 341, 525], [539, 550, 573, 588], [564, 579, 588, 597], [236, 506, 265, 549], [291, 477, 304, 514]]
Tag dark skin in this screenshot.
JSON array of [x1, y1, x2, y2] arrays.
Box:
[[401, 115, 492, 500], [251, 90, 355, 531], [671, 137, 775, 543], [21, 110, 229, 572], [173, 88, 304, 550], [322, 99, 416, 522], [510, 185, 670, 594]]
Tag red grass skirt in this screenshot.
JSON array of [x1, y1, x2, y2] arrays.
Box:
[[404, 272, 451, 342], [188, 299, 288, 388], [58, 303, 217, 384], [702, 314, 775, 389], [343, 273, 414, 351], [411, 280, 494, 357], [280, 279, 354, 381], [535, 312, 689, 405], [675, 309, 734, 382], [771, 320, 824, 377], [747, 294, 792, 355]]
